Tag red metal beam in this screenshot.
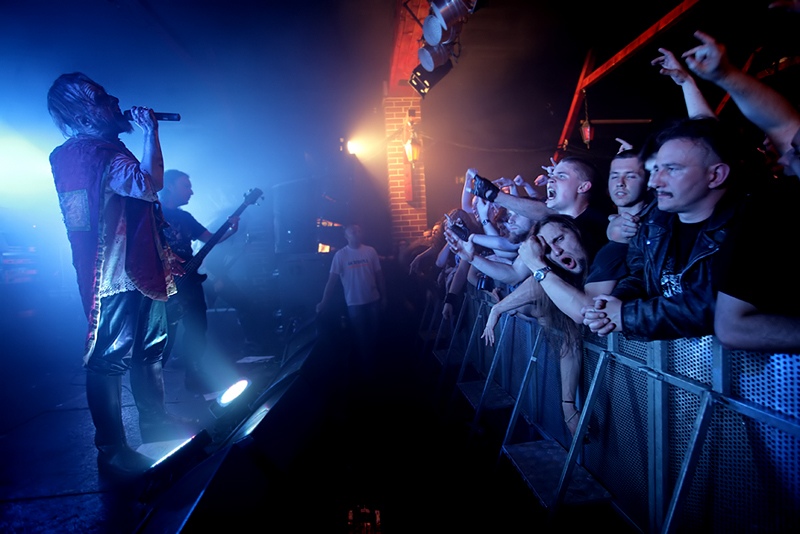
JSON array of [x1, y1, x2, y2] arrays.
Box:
[[554, 51, 594, 159], [558, 0, 700, 152], [580, 0, 700, 90]]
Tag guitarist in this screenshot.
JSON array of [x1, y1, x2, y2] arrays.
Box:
[[159, 169, 239, 393]]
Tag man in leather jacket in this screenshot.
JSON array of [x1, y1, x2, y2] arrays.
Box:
[[582, 117, 743, 340]]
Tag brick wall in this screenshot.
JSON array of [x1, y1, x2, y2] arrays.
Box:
[[383, 96, 428, 244]]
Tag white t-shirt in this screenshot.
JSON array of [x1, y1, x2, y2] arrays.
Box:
[[330, 244, 382, 306]]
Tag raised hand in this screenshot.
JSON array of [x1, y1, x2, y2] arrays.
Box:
[[681, 31, 734, 83], [444, 226, 475, 262], [471, 173, 500, 201], [493, 176, 515, 188], [615, 138, 633, 154], [652, 47, 692, 86], [540, 157, 557, 177]]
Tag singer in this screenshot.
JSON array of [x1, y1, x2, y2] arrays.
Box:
[[124, 110, 180, 121], [47, 72, 198, 479]]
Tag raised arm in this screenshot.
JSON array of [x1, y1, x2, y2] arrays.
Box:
[[651, 47, 716, 119], [132, 107, 164, 191], [682, 30, 800, 153]]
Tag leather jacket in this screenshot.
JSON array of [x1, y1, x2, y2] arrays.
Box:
[[611, 194, 740, 341]]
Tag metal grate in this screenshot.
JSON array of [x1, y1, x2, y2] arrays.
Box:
[[669, 396, 800, 532], [440, 292, 800, 532], [668, 335, 714, 385], [731, 351, 800, 419], [618, 334, 648, 362], [582, 348, 650, 530]]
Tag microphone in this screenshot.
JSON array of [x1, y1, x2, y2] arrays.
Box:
[[123, 110, 181, 121]]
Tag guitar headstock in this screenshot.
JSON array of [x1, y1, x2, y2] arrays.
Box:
[[244, 188, 264, 206]]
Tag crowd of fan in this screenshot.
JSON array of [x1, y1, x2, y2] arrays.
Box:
[[407, 22, 800, 436]]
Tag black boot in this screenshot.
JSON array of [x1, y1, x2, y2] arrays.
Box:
[[130, 361, 200, 443], [86, 371, 153, 478]]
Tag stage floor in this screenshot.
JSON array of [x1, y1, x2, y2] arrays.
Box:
[[0, 291, 634, 533]]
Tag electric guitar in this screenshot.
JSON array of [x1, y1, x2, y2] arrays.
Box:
[[166, 187, 263, 324]]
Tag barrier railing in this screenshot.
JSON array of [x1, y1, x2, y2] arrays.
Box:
[[427, 287, 800, 533]]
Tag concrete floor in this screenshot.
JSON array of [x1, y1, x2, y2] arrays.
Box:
[[0, 288, 635, 533]]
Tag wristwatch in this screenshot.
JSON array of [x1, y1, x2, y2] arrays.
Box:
[[533, 266, 552, 282]]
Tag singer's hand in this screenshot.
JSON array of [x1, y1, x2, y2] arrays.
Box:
[[127, 106, 157, 133]]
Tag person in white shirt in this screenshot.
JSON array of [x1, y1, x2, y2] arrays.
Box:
[[317, 224, 387, 380]]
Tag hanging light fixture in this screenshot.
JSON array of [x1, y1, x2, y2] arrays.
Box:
[[579, 89, 593, 148], [404, 110, 421, 166]]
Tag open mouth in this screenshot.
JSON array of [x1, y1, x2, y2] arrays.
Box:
[[546, 188, 556, 200], [560, 255, 577, 271]]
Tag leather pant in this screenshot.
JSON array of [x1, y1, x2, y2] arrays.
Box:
[[86, 291, 167, 376]]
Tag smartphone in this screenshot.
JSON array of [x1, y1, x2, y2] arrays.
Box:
[[445, 213, 471, 242]]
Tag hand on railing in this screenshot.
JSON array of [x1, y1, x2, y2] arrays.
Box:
[[481, 306, 501, 346], [582, 295, 622, 336]]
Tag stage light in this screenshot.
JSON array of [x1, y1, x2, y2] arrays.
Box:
[[409, 62, 453, 98], [218, 379, 250, 407], [209, 379, 251, 419], [346, 140, 361, 155], [419, 43, 453, 72], [430, 0, 471, 31], [422, 14, 461, 46]]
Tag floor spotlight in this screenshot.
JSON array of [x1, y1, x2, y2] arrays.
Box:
[[209, 379, 251, 419]]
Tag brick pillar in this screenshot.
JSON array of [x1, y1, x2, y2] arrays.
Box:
[[383, 96, 428, 245]]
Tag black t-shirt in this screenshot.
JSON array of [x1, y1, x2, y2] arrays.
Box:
[[574, 206, 610, 264], [716, 178, 800, 315], [585, 240, 628, 284], [161, 207, 207, 261], [659, 221, 703, 299]]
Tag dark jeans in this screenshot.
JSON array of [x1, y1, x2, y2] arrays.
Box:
[[87, 291, 167, 376], [164, 280, 208, 366], [347, 300, 381, 379]]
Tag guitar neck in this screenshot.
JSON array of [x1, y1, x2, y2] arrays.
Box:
[[173, 187, 262, 285], [180, 201, 249, 278]]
